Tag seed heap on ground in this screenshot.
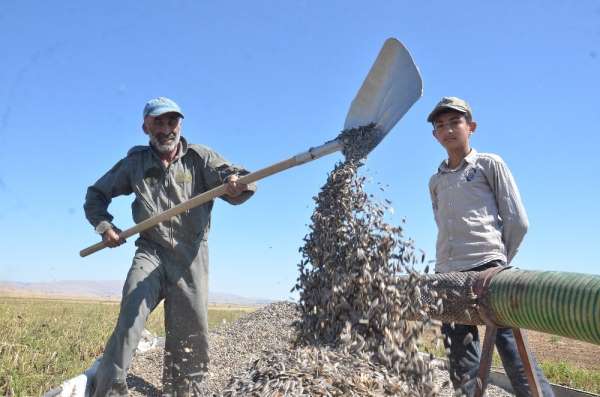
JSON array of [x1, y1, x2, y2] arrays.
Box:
[[128, 303, 513, 397]]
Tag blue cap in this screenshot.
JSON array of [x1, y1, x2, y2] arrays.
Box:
[[143, 97, 184, 118]]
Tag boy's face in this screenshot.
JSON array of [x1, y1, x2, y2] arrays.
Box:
[[432, 111, 477, 152]]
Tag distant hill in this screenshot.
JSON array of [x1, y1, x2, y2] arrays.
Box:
[[0, 280, 272, 306]]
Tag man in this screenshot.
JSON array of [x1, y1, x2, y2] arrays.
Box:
[[84, 97, 256, 396], [427, 96, 554, 396]]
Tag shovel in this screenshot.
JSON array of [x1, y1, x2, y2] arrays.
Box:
[[80, 38, 423, 257]]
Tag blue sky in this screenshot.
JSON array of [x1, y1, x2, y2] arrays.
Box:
[[0, 1, 598, 300]]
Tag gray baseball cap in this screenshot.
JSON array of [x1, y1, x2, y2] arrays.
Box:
[[143, 97, 184, 119], [427, 96, 472, 123]]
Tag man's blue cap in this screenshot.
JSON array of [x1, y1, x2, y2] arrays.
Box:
[[143, 97, 184, 119]]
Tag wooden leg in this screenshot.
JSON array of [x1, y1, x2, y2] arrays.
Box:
[[513, 328, 543, 397], [475, 326, 497, 397]]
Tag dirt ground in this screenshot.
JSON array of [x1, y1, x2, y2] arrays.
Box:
[[525, 329, 600, 370], [425, 326, 600, 370]]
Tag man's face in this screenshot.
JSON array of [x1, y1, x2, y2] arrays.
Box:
[[143, 112, 182, 154], [432, 111, 476, 152]]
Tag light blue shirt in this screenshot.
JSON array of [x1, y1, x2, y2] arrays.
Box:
[[429, 149, 528, 273]]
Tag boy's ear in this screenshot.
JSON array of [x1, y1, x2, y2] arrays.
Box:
[[469, 121, 477, 134], [142, 122, 149, 135]]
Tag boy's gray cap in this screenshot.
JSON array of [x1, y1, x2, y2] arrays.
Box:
[[427, 96, 472, 122], [143, 97, 184, 118]]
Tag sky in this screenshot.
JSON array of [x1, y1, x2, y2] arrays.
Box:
[[0, 1, 598, 300]]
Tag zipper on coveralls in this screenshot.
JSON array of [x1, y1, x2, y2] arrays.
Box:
[[166, 165, 175, 249]]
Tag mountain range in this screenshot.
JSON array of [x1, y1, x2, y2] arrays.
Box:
[[0, 280, 272, 305]]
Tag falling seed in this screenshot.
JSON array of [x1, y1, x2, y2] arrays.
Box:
[[195, 126, 460, 396], [463, 333, 474, 346], [287, 130, 441, 396]]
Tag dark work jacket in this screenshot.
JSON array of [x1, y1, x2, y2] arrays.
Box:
[[84, 137, 256, 251]]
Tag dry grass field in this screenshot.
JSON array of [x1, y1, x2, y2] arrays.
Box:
[[1, 296, 599, 396], [0, 296, 253, 396]]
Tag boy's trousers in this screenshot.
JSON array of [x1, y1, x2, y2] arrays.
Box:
[[91, 239, 210, 397], [442, 323, 555, 397]]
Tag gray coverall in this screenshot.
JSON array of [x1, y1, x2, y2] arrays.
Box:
[[84, 137, 255, 396]]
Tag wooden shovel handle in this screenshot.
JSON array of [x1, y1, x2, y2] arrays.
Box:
[[80, 140, 342, 257]]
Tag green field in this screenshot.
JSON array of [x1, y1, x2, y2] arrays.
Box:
[[0, 296, 253, 396]]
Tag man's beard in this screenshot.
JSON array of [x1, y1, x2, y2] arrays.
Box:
[[150, 130, 181, 154]]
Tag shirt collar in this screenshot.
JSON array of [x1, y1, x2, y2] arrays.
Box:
[[179, 136, 189, 157], [437, 148, 478, 173], [464, 148, 478, 164]]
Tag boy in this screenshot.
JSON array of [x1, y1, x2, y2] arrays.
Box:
[[427, 97, 554, 396]]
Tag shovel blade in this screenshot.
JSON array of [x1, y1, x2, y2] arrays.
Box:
[[344, 38, 423, 149]]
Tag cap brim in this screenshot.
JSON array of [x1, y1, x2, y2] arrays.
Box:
[[427, 105, 468, 123], [146, 107, 185, 118]]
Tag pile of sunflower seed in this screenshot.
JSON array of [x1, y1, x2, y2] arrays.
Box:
[[213, 128, 440, 396], [214, 128, 433, 395], [291, 156, 443, 394], [223, 344, 420, 396], [128, 302, 300, 397], [127, 304, 512, 396]]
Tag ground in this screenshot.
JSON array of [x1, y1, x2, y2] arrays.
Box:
[[525, 329, 600, 370], [425, 326, 600, 371], [429, 326, 600, 370]]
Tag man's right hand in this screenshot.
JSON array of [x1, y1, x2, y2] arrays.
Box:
[[102, 228, 126, 248]]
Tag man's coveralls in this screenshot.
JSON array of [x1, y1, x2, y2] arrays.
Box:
[[84, 137, 255, 396]]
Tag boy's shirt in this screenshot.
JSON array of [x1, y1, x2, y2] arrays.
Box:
[[429, 149, 528, 273]]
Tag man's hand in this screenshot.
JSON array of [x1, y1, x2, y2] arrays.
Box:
[[225, 174, 248, 198], [102, 227, 126, 248]]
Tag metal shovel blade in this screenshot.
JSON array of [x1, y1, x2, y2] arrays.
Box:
[[343, 38, 423, 152]]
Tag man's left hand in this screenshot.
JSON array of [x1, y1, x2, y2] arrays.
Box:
[[225, 174, 248, 198]]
